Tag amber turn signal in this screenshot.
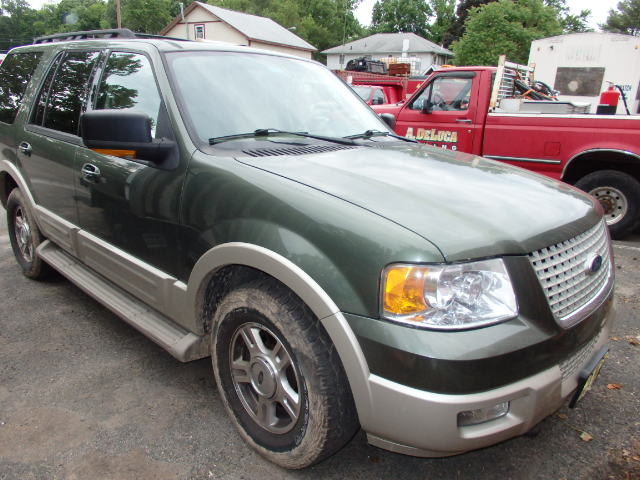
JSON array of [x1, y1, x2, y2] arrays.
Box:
[[383, 265, 429, 316], [92, 148, 137, 158]]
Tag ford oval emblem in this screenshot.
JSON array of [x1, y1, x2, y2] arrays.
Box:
[[584, 253, 603, 275]]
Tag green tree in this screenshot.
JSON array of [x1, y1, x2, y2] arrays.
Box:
[[452, 0, 562, 66], [544, 0, 591, 33], [427, 0, 455, 44], [442, 0, 497, 47], [0, 0, 41, 49], [602, 0, 640, 35], [33, 0, 109, 35], [370, 0, 432, 37]]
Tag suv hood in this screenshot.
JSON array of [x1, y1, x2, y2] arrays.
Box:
[[237, 143, 599, 261]]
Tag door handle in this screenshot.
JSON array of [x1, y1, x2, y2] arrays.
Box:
[[456, 119, 472, 124], [18, 142, 32, 156], [81, 163, 101, 183]]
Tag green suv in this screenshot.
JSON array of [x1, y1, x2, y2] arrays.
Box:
[[0, 29, 615, 469]]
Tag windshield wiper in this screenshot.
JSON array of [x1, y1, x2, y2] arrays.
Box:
[[209, 128, 357, 146], [344, 130, 417, 142]]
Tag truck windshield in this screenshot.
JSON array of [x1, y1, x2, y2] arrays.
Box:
[[165, 51, 388, 143]]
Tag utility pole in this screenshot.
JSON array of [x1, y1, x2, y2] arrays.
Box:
[[116, 0, 122, 28]]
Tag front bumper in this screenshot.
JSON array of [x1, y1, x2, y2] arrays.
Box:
[[356, 298, 615, 457]]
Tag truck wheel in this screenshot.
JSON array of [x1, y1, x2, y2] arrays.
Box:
[[575, 170, 640, 239], [211, 279, 358, 469], [6, 189, 50, 279]]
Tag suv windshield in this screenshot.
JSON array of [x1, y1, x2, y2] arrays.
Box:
[[166, 51, 388, 143]]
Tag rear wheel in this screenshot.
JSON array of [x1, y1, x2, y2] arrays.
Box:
[[211, 279, 358, 469], [575, 170, 640, 239], [6, 189, 50, 279]]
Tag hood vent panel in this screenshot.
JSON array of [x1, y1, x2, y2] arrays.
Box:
[[242, 145, 358, 157]]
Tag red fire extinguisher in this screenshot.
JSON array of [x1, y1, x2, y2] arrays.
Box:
[[600, 85, 620, 107], [597, 85, 620, 115]]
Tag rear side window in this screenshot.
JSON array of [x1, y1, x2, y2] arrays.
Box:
[[33, 51, 100, 135], [0, 52, 43, 124]]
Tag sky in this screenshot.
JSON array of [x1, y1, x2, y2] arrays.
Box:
[[354, 0, 621, 30]]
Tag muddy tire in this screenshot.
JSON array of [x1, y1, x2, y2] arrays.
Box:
[[6, 189, 50, 279], [575, 170, 640, 239], [211, 279, 358, 469]]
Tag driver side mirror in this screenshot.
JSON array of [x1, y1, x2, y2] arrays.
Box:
[[80, 110, 177, 168]]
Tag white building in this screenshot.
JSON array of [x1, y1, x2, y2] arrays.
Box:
[[322, 32, 453, 74], [529, 33, 640, 114], [160, 2, 316, 59]]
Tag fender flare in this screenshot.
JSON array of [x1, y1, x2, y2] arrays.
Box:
[[562, 148, 640, 181], [186, 242, 374, 424], [0, 160, 42, 228]]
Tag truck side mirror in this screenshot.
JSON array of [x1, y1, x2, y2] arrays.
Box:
[[379, 113, 396, 130], [80, 110, 177, 168]]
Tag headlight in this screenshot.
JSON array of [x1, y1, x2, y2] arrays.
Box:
[[381, 258, 517, 330]]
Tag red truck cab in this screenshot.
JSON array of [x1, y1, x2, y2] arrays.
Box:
[[374, 66, 640, 238]]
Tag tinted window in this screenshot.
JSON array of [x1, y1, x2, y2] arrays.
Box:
[[0, 52, 42, 124], [37, 51, 100, 135], [94, 53, 162, 136]]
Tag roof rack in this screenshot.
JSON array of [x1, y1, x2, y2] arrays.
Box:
[[33, 28, 190, 44]]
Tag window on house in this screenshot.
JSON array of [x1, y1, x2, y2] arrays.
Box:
[[339, 54, 344, 66], [195, 24, 205, 39]]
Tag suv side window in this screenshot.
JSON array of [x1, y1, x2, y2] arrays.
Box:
[[33, 51, 101, 135], [0, 52, 43, 124], [94, 52, 162, 137]]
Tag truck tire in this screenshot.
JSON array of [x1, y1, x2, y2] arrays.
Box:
[[6, 189, 51, 279], [210, 279, 358, 469], [575, 170, 640, 239]]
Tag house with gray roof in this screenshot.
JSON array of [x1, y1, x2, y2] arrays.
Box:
[[322, 32, 452, 73], [161, 2, 316, 58]]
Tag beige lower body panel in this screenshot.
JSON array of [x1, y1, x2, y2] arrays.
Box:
[[363, 313, 613, 457]]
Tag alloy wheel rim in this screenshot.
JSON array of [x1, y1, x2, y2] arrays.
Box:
[[590, 186, 628, 226], [14, 206, 33, 262], [229, 322, 301, 434]]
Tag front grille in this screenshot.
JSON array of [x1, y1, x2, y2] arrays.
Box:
[[559, 331, 600, 380], [529, 220, 611, 325]]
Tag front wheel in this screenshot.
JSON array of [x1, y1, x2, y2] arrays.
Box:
[[211, 280, 358, 469], [575, 170, 640, 239]]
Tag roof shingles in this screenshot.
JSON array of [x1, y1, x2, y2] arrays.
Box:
[[322, 32, 451, 56], [195, 2, 316, 51]]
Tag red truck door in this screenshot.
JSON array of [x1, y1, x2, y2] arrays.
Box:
[[395, 72, 480, 153]]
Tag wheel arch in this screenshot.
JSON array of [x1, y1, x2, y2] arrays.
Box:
[[185, 242, 374, 425], [0, 164, 20, 209], [562, 149, 640, 185]]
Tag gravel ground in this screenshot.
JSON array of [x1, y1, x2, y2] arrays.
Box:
[[1, 207, 639, 480]]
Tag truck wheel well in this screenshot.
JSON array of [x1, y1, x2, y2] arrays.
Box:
[[1, 172, 18, 209], [200, 264, 274, 334], [563, 151, 640, 185]]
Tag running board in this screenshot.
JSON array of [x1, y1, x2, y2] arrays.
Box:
[[37, 240, 209, 362]]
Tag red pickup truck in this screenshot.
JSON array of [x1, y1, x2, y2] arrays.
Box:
[[374, 66, 640, 238], [335, 70, 424, 104]]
